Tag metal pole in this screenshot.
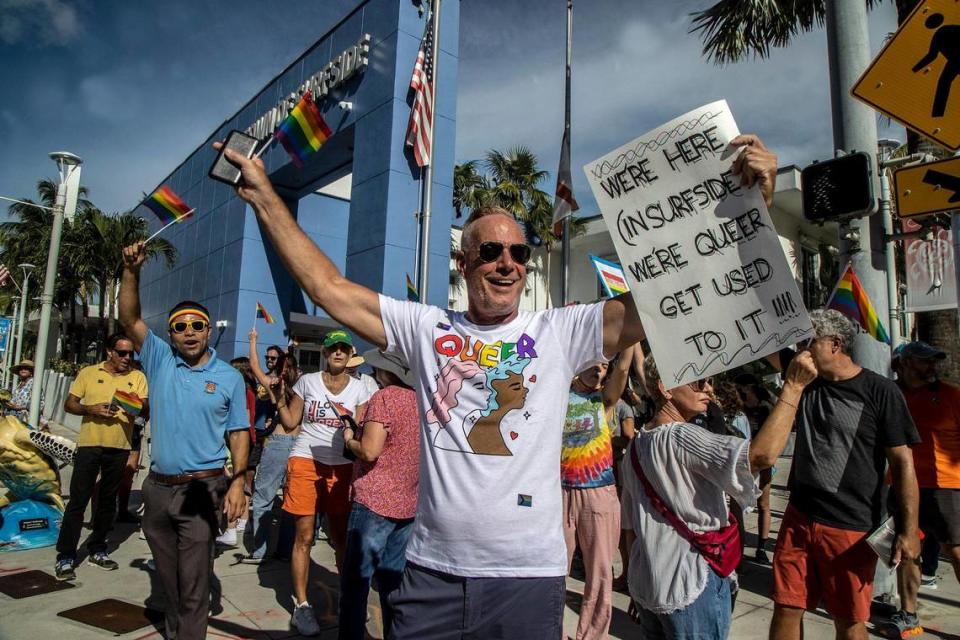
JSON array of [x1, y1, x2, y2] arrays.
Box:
[[877, 147, 902, 349], [28, 152, 82, 426], [560, 0, 573, 306], [954, 212, 960, 339], [12, 267, 31, 391], [415, 0, 441, 304], [2, 302, 16, 388], [824, 0, 889, 376]]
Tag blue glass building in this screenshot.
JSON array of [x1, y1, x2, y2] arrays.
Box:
[[135, 0, 458, 368]]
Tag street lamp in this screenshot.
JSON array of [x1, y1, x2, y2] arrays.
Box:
[[28, 151, 82, 427], [10, 263, 35, 391]]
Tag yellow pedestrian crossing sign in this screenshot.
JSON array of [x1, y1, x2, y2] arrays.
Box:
[[894, 156, 960, 218], [852, 0, 960, 151]]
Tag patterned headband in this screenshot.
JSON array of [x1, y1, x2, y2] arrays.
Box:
[[168, 308, 210, 325]]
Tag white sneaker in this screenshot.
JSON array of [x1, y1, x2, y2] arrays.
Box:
[[236, 518, 247, 532], [290, 598, 320, 636], [216, 528, 238, 547]]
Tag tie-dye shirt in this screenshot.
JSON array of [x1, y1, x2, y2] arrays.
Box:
[[561, 390, 614, 489]]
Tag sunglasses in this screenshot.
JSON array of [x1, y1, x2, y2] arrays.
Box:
[[265, 356, 279, 361], [687, 378, 713, 391], [113, 349, 134, 358], [170, 320, 208, 334], [477, 242, 532, 265]]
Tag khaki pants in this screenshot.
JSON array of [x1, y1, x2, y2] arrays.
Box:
[[563, 484, 621, 640]]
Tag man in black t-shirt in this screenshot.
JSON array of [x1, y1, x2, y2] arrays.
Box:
[[770, 310, 920, 640]]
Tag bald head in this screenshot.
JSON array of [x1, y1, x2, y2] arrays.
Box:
[[461, 206, 523, 253]]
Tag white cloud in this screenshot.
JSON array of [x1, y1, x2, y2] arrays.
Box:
[[0, 0, 81, 46]]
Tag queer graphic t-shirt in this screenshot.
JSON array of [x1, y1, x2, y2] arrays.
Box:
[[379, 295, 606, 577], [561, 390, 615, 489], [790, 368, 919, 531], [289, 373, 372, 466]]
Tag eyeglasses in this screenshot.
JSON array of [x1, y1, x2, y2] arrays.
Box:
[[477, 242, 532, 265], [800, 335, 837, 349], [113, 350, 133, 358], [170, 320, 208, 334], [687, 378, 713, 391]]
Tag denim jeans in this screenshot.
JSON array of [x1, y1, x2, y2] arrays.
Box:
[[634, 569, 732, 640], [249, 433, 296, 559], [338, 502, 414, 640]]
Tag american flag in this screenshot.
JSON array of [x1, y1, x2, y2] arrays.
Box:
[[0, 264, 9, 287], [405, 15, 434, 168]]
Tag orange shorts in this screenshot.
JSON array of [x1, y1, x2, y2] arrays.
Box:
[[282, 457, 353, 516], [772, 505, 878, 623]]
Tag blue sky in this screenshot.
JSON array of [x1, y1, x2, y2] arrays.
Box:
[[0, 0, 901, 218]]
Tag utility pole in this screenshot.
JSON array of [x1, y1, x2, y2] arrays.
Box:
[[28, 152, 82, 426], [12, 264, 34, 391], [824, 0, 890, 376]]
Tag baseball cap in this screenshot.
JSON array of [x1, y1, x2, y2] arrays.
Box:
[[900, 341, 946, 360], [322, 329, 353, 348]]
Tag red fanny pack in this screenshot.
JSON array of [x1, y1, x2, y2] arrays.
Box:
[[629, 443, 741, 577]]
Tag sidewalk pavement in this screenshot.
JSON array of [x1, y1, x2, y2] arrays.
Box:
[[0, 422, 957, 639]]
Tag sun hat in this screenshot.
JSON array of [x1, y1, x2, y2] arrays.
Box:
[[362, 349, 415, 387], [11, 359, 34, 374]]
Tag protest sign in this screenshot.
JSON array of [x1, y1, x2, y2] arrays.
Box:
[[583, 100, 813, 387]]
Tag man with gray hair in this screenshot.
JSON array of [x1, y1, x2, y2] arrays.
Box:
[[770, 309, 921, 640]]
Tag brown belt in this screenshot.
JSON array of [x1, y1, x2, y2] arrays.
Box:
[[148, 468, 224, 485]]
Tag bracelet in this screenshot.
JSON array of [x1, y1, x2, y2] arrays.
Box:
[[778, 397, 798, 410]]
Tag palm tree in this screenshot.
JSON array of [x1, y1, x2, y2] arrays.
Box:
[[453, 161, 490, 219], [71, 209, 176, 352], [689, 0, 912, 65]]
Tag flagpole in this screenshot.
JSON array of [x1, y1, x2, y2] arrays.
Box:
[[254, 133, 275, 160], [560, 0, 573, 305], [415, 0, 441, 304], [144, 209, 195, 244]]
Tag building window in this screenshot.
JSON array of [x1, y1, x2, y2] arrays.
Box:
[[800, 245, 819, 310]]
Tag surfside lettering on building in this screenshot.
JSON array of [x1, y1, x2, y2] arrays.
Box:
[[246, 34, 370, 140]]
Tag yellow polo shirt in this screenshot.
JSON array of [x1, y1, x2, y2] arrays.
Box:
[[70, 362, 148, 450]]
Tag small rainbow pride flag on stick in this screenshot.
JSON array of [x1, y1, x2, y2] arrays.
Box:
[[274, 91, 333, 168], [112, 390, 143, 417], [144, 186, 194, 225], [406, 274, 420, 302], [590, 255, 629, 298], [256, 301, 275, 324], [826, 264, 890, 344]]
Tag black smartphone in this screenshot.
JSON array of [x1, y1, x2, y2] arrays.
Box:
[[209, 130, 259, 185]]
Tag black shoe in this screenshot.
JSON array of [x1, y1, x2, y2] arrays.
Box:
[[754, 549, 771, 565], [116, 511, 140, 524], [55, 559, 76, 581], [88, 552, 119, 571]]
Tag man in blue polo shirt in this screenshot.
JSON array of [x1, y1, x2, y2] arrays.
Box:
[[119, 241, 249, 640]]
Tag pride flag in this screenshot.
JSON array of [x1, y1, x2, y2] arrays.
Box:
[[144, 186, 193, 225], [256, 302, 275, 324], [112, 390, 143, 416], [589, 255, 629, 298], [275, 91, 333, 168], [826, 264, 890, 344], [406, 274, 420, 302]]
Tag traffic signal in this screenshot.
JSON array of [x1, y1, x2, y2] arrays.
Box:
[[800, 152, 876, 222]]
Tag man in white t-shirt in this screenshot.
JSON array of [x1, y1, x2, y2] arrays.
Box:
[[219, 134, 778, 637]]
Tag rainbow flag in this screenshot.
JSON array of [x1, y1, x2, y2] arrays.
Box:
[[144, 186, 194, 225], [826, 264, 890, 344], [589, 255, 629, 298], [406, 274, 419, 302], [275, 91, 333, 168], [112, 390, 143, 416], [256, 302, 275, 324]]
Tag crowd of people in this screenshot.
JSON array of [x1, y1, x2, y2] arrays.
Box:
[[28, 133, 958, 640]]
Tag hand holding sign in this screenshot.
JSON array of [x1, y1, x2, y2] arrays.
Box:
[[584, 101, 813, 387]]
